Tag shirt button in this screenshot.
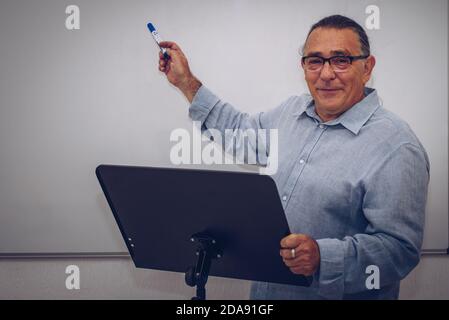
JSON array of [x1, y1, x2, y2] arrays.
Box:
[[282, 195, 287, 201], [319, 124, 325, 129], [299, 159, 305, 164]]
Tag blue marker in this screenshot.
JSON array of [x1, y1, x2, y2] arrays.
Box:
[[147, 22, 170, 60]]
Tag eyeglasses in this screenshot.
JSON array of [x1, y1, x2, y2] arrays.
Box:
[[301, 55, 369, 72]]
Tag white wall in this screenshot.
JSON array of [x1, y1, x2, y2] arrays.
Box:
[[0, 256, 447, 299], [0, 0, 447, 253]]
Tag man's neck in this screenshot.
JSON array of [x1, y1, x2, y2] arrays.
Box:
[[315, 90, 366, 123], [315, 109, 342, 123]]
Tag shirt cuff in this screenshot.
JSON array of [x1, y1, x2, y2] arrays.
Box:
[[316, 238, 345, 299], [188, 85, 220, 123]]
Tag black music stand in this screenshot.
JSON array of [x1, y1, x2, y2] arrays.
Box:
[[96, 165, 312, 300]]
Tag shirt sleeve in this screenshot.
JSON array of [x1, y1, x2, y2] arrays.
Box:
[[316, 143, 430, 299], [188, 85, 288, 166]]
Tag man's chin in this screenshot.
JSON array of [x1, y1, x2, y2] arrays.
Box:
[[315, 99, 343, 112]]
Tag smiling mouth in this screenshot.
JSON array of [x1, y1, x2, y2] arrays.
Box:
[[317, 88, 342, 91]]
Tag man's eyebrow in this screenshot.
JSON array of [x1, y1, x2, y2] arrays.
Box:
[[304, 50, 351, 56], [330, 50, 351, 56], [304, 51, 322, 57]]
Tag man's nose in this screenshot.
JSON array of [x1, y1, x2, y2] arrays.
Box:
[[319, 61, 336, 81]]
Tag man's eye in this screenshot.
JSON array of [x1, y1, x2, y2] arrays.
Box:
[[308, 58, 323, 65], [332, 57, 350, 65]]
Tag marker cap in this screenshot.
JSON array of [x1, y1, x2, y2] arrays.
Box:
[[147, 23, 156, 32]]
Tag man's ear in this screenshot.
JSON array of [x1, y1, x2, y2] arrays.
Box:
[[363, 55, 376, 83]]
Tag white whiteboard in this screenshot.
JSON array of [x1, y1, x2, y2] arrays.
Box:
[[0, 0, 447, 253]]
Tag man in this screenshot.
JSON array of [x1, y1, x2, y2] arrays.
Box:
[[156, 15, 430, 299]]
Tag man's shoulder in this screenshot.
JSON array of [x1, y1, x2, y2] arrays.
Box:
[[261, 94, 312, 124], [276, 93, 313, 115], [366, 106, 426, 153], [290, 93, 313, 106]]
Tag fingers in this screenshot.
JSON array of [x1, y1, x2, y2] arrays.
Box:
[[280, 233, 309, 249], [159, 51, 171, 64], [282, 257, 310, 268], [158, 48, 181, 66], [158, 40, 186, 58], [158, 57, 168, 73], [281, 250, 317, 276], [281, 253, 317, 276], [156, 41, 194, 89], [159, 41, 181, 50], [280, 248, 294, 260], [157, 48, 187, 78], [279, 245, 312, 260], [158, 51, 172, 73], [279, 234, 320, 276], [156, 41, 186, 68], [290, 265, 316, 276], [159, 41, 185, 60]]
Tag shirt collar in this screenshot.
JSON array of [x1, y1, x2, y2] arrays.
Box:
[[292, 87, 381, 135]]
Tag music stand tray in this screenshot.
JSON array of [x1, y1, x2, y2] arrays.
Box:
[[96, 165, 312, 299]]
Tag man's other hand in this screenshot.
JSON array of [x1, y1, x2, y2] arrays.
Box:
[[158, 41, 201, 103], [280, 234, 320, 276]]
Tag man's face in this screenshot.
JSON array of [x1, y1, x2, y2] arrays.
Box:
[[302, 27, 375, 121]]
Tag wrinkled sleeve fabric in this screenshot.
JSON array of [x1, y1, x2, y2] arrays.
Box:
[[316, 143, 430, 299], [188, 85, 288, 166]]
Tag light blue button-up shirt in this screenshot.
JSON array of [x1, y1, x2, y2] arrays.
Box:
[[188, 85, 430, 300]]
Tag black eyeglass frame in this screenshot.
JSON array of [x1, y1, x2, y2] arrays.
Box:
[[301, 55, 370, 69]]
